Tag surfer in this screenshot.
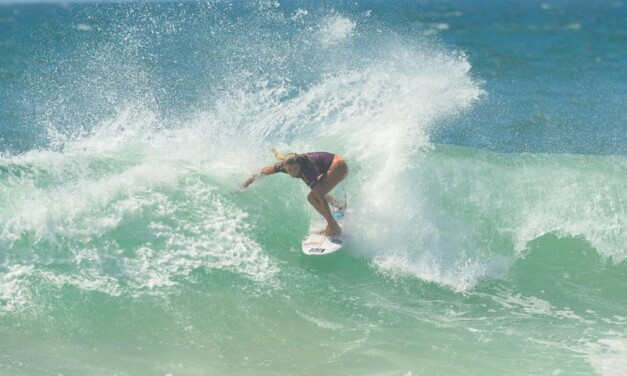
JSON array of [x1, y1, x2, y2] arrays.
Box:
[[243, 151, 348, 236]]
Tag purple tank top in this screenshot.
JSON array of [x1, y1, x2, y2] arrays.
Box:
[[274, 152, 335, 188]]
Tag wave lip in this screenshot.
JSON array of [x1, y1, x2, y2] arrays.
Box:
[[351, 145, 626, 291]]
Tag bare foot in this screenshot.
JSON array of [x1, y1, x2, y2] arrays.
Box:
[[321, 223, 342, 237]]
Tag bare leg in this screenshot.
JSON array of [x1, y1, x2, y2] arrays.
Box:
[[307, 192, 327, 218], [307, 192, 340, 236], [311, 157, 348, 235]]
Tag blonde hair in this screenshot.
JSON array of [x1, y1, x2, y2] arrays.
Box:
[[271, 148, 315, 173], [271, 148, 299, 165], [271, 148, 286, 161], [283, 153, 299, 166]]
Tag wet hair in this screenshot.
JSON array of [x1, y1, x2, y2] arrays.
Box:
[[283, 153, 318, 175]]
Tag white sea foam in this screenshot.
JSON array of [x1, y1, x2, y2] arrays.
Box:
[[371, 250, 488, 292], [75, 23, 92, 32], [0, 265, 34, 313], [567, 23, 582, 31], [0, 105, 279, 309], [295, 310, 343, 330], [584, 337, 627, 376], [329, 54, 484, 290], [319, 14, 356, 46], [291, 8, 308, 21]]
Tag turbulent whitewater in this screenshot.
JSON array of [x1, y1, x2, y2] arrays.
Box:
[[1, 1, 625, 375]]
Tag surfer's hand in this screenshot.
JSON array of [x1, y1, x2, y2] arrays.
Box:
[[242, 176, 254, 189], [243, 171, 265, 189]]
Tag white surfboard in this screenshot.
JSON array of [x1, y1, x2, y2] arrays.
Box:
[[302, 210, 346, 256]]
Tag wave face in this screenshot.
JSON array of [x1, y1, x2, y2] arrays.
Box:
[[0, 1, 625, 375]]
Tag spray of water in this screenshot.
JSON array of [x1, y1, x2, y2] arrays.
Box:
[[1, 2, 624, 315]]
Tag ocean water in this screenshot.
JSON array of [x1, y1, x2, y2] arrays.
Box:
[[0, 0, 625, 375]]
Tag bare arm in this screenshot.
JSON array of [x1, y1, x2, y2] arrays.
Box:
[[242, 164, 277, 189]]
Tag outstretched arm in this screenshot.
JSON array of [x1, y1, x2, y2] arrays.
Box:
[[242, 164, 277, 189]]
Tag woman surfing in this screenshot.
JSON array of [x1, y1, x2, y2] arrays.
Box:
[[242, 150, 348, 236]]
